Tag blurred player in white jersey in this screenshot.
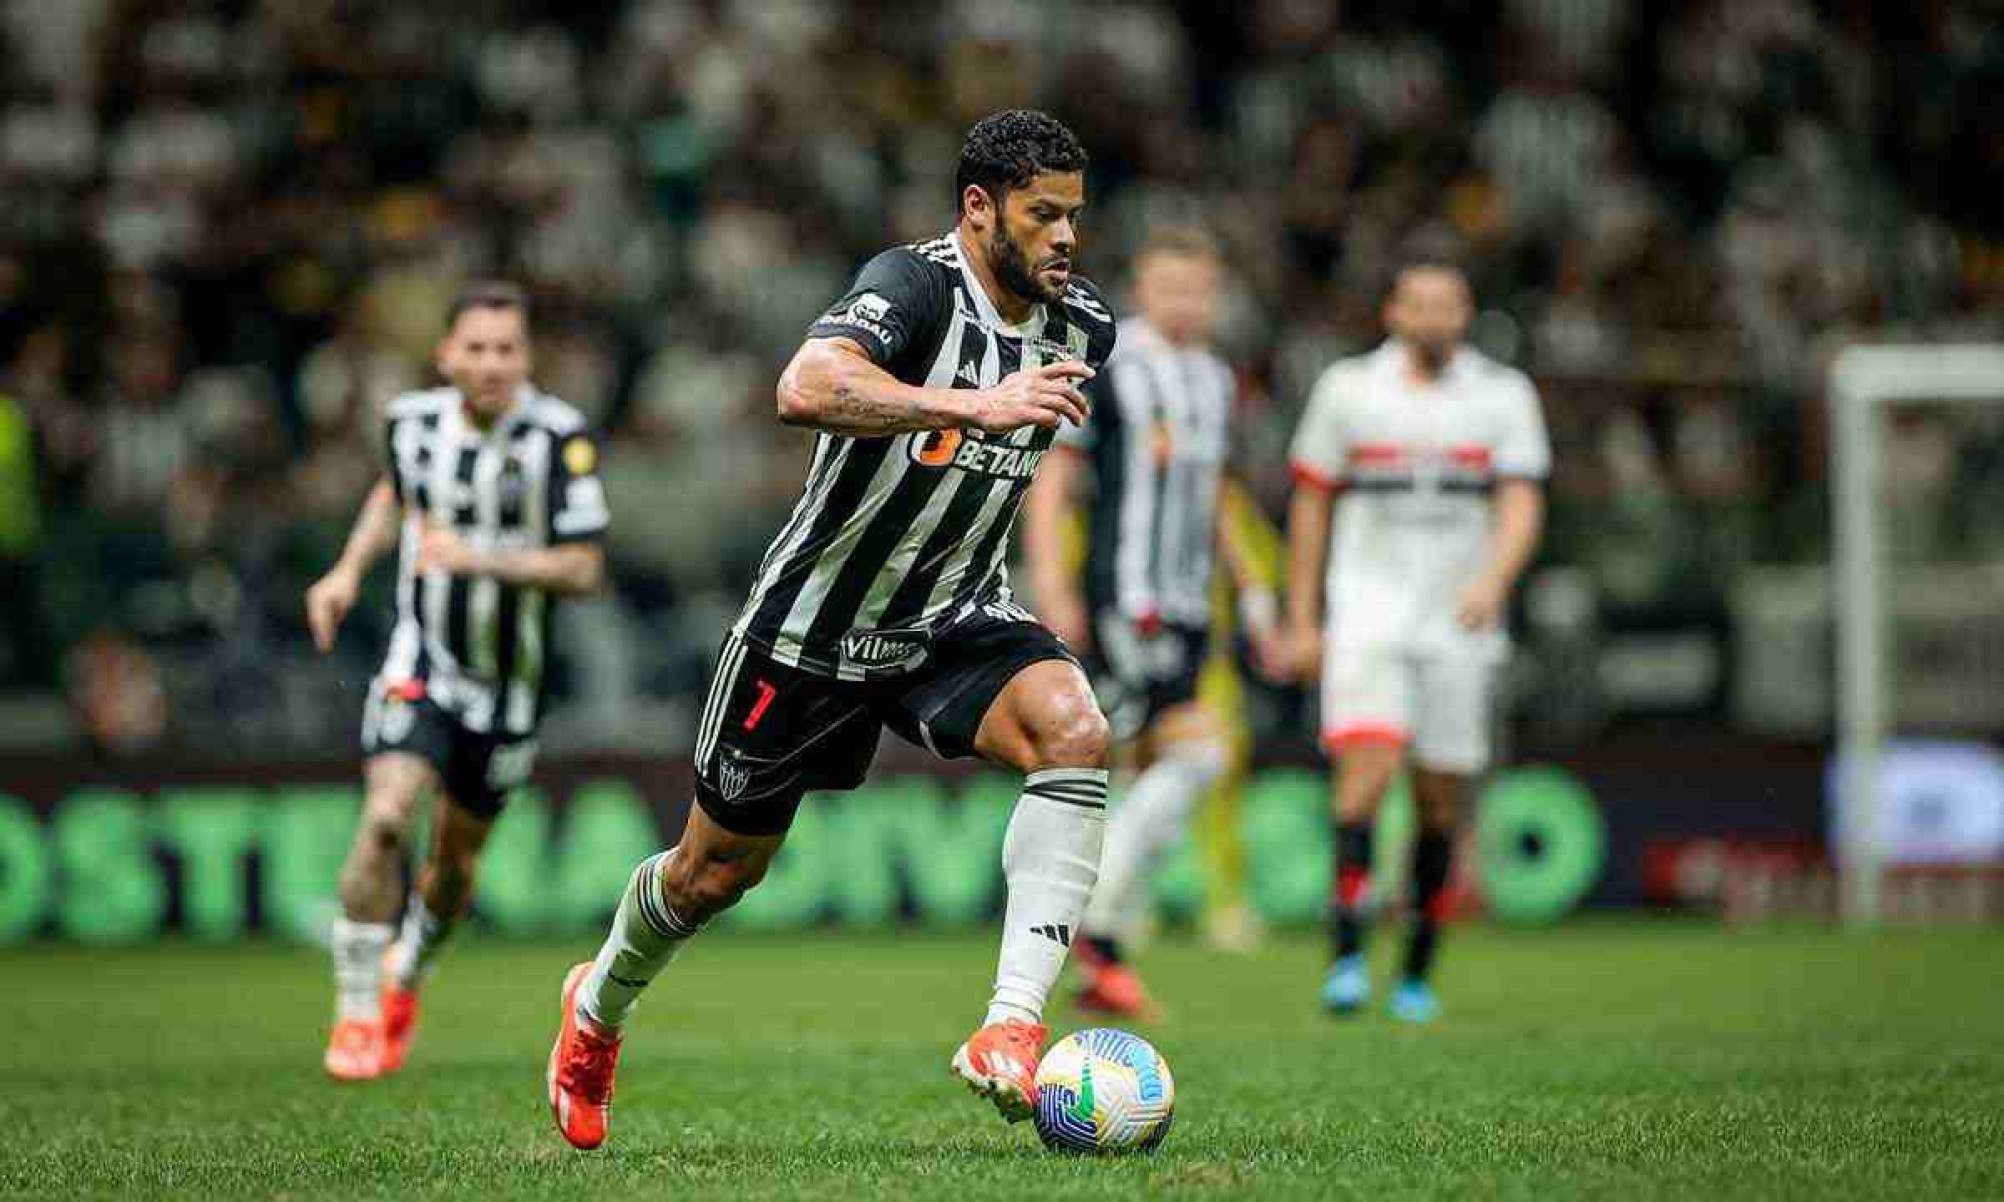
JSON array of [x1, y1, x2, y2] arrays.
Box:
[[1281, 259, 1548, 1023], [1022, 226, 1277, 1019]]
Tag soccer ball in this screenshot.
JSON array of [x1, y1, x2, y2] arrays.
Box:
[[1032, 1028, 1175, 1154]]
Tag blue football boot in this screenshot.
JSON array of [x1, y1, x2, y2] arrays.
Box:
[[1320, 954, 1370, 1014], [1388, 978, 1439, 1024]]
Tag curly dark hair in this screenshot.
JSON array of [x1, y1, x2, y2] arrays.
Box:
[[954, 110, 1088, 215]]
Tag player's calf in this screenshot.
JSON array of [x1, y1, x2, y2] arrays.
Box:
[[959, 662, 1111, 1121]]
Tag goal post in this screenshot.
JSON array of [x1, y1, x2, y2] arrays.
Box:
[[1829, 344, 2004, 926]]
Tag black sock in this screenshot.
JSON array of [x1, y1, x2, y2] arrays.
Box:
[[1085, 933, 1124, 966], [1404, 829, 1453, 982], [1330, 821, 1373, 961]]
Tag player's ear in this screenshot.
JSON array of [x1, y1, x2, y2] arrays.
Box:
[[961, 184, 994, 233]]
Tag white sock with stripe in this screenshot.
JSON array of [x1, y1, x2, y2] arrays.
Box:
[[331, 917, 394, 1022], [575, 850, 703, 1032], [985, 768, 1108, 1027], [385, 892, 453, 991], [1083, 740, 1230, 944]]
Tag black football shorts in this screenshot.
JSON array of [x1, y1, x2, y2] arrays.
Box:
[[690, 602, 1078, 836]]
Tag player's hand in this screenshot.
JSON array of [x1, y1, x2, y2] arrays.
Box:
[[970, 361, 1094, 433], [1042, 591, 1092, 652], [1276, 623, 1323, 683], [1455, 573, 1509, 632], [1247, 625, 1289, 683], [304, 566, 360, 654], [416, 521, 482, 577]]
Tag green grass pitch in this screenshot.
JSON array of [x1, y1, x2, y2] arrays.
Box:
[[2, 921, 1999, 1199]]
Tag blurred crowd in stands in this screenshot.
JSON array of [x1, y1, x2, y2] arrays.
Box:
[[0, 0, 1998, 753]]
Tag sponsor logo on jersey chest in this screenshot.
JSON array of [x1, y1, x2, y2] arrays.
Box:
[[906, 430, 1044, 480]]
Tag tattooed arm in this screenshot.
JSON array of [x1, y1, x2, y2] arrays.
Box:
[[777, 337, 963, 435], [776, 337, 1093, 437]]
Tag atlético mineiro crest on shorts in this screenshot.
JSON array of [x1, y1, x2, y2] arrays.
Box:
[[717, 751, 751, 801], [381, 692, 416, 744]]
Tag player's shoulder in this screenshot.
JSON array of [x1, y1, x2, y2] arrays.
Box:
[[905, 233, 960, 272], [1309, 351, 1378, 400], [1458, 349, 1539, 402], [385, 387, 453, 423], [1060, 275, 1117, 360], [863, 237, 958, 288], [833, 240, 957, 321], [1061, 275, 1115, 331], [517, 389, 592, 437]]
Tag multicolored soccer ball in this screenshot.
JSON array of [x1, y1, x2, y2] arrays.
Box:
[[1032, 1028, 1176, 1154]]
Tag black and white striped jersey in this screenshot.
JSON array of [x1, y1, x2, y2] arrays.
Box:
[[1059, 317, 1235, 629], [374, 385, 609, 736], [732, 232, 1119, 680]]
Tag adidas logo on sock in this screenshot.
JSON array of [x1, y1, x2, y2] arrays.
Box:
[[1031, 923, 1071, 947]]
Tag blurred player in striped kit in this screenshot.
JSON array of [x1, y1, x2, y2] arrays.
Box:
[[1022, 226, 1280, 1019], [1282, 258, 1547, 1022], [304, 282, 609, 1078]]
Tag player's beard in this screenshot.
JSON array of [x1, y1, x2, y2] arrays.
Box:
[[1409, 338, 1455, 376], [989, 223, 1065, 306]]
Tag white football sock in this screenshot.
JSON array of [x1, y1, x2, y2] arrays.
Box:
[[575, 849, 703, 1032], [331, 917, 394, 1022], [985, 768, 1107, 1027], [1084, 740, 1229, 945], [385, 892, 453, 991]]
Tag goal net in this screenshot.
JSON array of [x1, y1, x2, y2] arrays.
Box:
[[1830, 344, 2004, 925]]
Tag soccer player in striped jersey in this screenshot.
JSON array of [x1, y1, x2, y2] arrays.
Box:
[[305, 281, 609, 1080], [1021, 226, 1279, 1019], [1282, 259, 1548, 1023], [547, 111, 1118, 1149]]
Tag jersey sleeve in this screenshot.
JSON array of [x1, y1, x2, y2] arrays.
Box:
[[1288, 366, 1351, 491], [1493, 376, 1552, 481], [1058, 339, 1124, 452], [548, 429, 610, 544], [806, 248, 947, 373], [1055, 380, 1099, 451], [1066, 279, 1119, 371], [381, 415, 407, 502]]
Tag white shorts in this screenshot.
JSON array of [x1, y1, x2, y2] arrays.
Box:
[[1320, 637, 1496, 774]]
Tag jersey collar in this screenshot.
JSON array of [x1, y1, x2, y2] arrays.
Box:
[[454, 383, 537, 439], [1377, 339, 1475, 387], [952, 230, 1046, 336]]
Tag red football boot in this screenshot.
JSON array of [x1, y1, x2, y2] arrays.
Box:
[[379, 980, 419, 1073], [547, 962, 622, 1150], [949, 1019, 1047, 1123], [324, 1018, 386, 1082]]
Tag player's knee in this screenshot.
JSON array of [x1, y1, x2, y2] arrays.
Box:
[[356, 804, 411, 858], [1412, 768, 1469, 831], [1027, 695, 1110, 770], [1414, 791, 1462, 833], [1335, 774, 1391, 824]]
